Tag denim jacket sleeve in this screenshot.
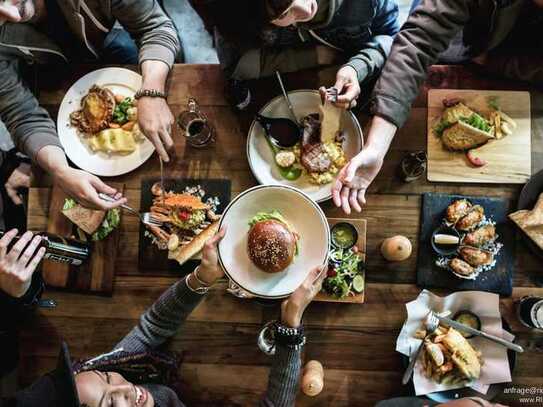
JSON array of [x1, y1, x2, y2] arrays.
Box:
[[343, 0, 400, 84]]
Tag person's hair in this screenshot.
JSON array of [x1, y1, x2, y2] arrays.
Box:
[[73, 349, 180, 389]]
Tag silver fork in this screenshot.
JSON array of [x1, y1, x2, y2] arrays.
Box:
[[98, 193, 163, 227], [402, 311, 440, 385]]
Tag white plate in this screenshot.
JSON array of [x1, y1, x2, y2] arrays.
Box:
[[247, 90, 364, 202], [218, 185, 330, 299], [57, 68, 155, 177]]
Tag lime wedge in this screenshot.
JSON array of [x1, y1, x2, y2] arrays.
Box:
[[352, 275, 364, 293]]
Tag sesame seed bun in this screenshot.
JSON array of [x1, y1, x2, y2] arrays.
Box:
[[247, 219, 296, 273]]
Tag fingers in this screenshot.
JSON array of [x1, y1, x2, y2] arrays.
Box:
[[333, 76, 347, 94], [150, 132, 170, 162], [342, 162, 358, 184], [89, 177, 126, 210], [0, 229, 18, 258], [336, 85, 360, 105], [206, 227, 226, 248], [313, 265, 327, 291], [22, 247, 46, 280], [17, 235, 42, 268], [349, 189, 362, 213], [7, 231, 33, 262], [318, 86, 327, 105], [5, 185, 22, 205], [158, 128, 174, 156], [332, 178, 343, 207], [357, 189, 367, 206], [340, 186, 351, 215]]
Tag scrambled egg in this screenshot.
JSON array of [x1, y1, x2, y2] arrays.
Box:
[[310, 141, 347, 185]]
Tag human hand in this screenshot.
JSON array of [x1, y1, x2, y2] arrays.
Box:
[[281, 266, 327, 328], [0, 229, 45, 298], [319, 66, 361, 110], [332, 147, 384, 214], [192, 227, 226, 286], [137, 97, 175, 162], [54, 167, 127, 210], [5, 163, 32, 205]]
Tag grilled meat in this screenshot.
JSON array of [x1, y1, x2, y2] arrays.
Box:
[[70, 85, 116, 134], [456, 205, 484, 231], [446, 199, 473, 223], [463, 225, 496, 247], [449, 258, 475, 276], [459, 246, 493, 267], [300, 113, 331, 174]]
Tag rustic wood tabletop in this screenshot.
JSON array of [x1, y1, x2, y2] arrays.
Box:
[[24, 63, 543, 406]]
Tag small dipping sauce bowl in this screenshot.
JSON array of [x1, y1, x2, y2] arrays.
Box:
[[331, 222, 358, 250], [431, 224, 461, 256]]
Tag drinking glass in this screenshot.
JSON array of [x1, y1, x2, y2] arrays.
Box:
[[177, 98, 214, 147]]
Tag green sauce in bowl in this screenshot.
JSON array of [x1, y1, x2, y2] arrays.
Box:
[[331, 222, 358, 249]]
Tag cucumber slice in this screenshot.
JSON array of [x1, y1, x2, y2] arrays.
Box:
[[352, 275, 364, 293]]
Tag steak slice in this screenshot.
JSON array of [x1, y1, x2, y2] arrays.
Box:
[[300, 114, 331, 173]]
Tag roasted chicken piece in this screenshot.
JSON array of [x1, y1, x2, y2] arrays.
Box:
[[456, 205, 484, 231], [70, 85, 116, 134], [300, 113, 332, 174], [463, 225, 496, 247], [441, 328, 481, 380], [459, 246, 493, 267], [449, 258, 475, 277], [446, 199, 472, 223]]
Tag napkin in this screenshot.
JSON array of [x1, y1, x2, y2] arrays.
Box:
[[397, 290, 513, 396]]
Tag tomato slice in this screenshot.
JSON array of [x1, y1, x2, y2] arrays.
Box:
[[178, 210, 190, 220], [466, 149, 488, 167]]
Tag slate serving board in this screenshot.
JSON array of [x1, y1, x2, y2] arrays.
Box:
[[417, 193, 515, 296], [138, 178, 231, 275]]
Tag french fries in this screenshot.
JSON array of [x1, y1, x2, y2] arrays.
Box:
[[417, 324, 482, 385]]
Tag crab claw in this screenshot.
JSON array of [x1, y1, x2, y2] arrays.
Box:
[[151, 182, 164, 196], [466, 149, 487, 167]]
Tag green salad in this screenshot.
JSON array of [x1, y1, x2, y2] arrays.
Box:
[[322, 247, 365, 299], [459, 113, 492, 133], [63, 198, 120, 241], [112, 97, 134, 125]]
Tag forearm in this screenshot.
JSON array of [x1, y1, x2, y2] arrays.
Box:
[[115, 277, 204, 353], [361, 116, 397, 161], [260, 344, 303, 407], [141, 60, 170, 93], [35, 145, 69, 176]]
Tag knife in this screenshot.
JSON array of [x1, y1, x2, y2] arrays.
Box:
[[436, 314, 524, 353]]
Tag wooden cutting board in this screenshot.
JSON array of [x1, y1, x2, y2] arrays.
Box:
[[417, 193, 516, 296], [427, 89, 531, 184], [315, 218, 366, 304], [42, 183, 123, 296]]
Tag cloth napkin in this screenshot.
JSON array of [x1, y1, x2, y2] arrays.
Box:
[[397, 290, 513, 396]]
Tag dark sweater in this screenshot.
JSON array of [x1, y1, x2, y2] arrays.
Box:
[[114, 278, 302, 406]]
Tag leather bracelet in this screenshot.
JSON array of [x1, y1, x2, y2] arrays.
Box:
[[273, 321, 306, 349], [134, 89, 167, 100]]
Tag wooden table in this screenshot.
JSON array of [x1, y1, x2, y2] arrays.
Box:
[[24, 64, 543, 406]]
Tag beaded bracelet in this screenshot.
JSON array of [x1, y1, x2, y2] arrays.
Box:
[[273, 321, 306, 349]]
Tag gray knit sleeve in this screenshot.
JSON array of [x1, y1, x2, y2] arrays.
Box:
[[260, 344, 303, 407], [114, 278, 204, 353]]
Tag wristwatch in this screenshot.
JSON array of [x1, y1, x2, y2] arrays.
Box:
[[134, 89, 167, 100]]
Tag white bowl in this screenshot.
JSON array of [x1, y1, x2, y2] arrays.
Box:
[[218, 185, 330, 298], [247, 90, 364, 202]]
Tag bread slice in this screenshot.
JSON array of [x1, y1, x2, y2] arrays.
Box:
[[509, 192, 543, 250], [62, 205, 105, 235], [442, 121, 494, 151], [168, 220, 220, 265], [319, 101, 343, 143]]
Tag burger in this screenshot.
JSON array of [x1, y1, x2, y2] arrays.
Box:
[[247, 211, 298, 273]]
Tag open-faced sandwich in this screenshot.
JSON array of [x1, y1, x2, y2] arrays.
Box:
[[247, 210, 299, 273], [415, 325, 482, 386], [70, 85, 145, 155], [62, 198, 120, 241], [434, 98, 517, 167], [509, 192, 543, 251], [434, 199, 502, 280], [144, 184, 220, 266]]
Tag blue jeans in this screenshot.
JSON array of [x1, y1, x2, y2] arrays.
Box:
[[102, 28, 139, 65]]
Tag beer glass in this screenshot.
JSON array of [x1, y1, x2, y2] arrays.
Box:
[[177, 98, 214, 148]]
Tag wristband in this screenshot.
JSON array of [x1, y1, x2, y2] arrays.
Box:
[[273, 321, 306, 349], [134, 89, 167, 100]]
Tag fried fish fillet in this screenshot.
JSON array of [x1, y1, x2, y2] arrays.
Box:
[[442, 328, 481, 380], [70, 85, 116, 134]]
